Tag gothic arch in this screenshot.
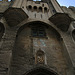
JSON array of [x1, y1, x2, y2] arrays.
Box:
[[23, 67, 58, 75], [11, 21, 67, 75], [17, 21, 61, 38], [0, 22, 5, 41]]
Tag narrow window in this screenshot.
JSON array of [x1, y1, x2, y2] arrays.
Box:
[[42, 4, 44, 7], [44, 7, 48, 13], [39, 7, 42, 12], [34, 13, 36, 18], [33, 6, 37, 11]]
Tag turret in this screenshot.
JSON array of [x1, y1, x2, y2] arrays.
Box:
[[48, 0, 73, 31]]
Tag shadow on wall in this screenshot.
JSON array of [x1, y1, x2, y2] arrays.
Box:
[[72, 29, 75, 42], [0, 22, 5, 41]]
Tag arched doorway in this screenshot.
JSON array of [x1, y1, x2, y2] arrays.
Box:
[[24, 67, 58, 75]]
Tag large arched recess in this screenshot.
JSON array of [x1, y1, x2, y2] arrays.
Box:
[[17, 21, 61, 38], [0, 22, 5, 41], [11, 21, 67, 75]]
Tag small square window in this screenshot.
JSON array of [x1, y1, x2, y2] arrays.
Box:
[[31, 26, 46, 37], [38, 31, 45, 37]]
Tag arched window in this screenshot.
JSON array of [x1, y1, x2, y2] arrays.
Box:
[[27, 5, 32, 10], [35, 50, 45, 64], [33, 6, 37, 11], [39, 7, 42, 12], [44, 7, 48, 12]]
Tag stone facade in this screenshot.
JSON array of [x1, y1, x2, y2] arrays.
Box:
[[0, 0, 75, 75]]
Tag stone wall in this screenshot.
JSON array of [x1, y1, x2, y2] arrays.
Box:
[[0, 1, 75, 75], [0, 1, 11, 13]]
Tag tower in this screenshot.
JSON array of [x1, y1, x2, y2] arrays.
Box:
[[0, 0, 75, 75]]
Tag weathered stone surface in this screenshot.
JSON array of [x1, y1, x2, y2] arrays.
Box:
[[0, 1, 11, 13], [0, 0, 75, 75]]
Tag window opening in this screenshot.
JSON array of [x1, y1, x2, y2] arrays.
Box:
[[39, 7, 42, 12], [31, 25, 46, 37], [44, 7, 48, 12], [33, 6, 37, 11], [28, 5, 32, 10], [42, 4, 44, 7], [34, 13, 36, 18]]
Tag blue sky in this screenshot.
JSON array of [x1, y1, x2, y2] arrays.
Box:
[[57, 0, 75, 7], [0, 0, 75, 7], [34, 0, 75, 7]]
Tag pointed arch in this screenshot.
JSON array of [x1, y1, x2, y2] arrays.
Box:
[[24, 67, 58, 75], [11, 21, 66, 75], [17, 21, 61, 39]]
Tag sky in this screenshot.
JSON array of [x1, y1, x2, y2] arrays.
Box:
[[57, 0, 75, 7], [0, 0, 75, 7], [34, 0, 75, 7]]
